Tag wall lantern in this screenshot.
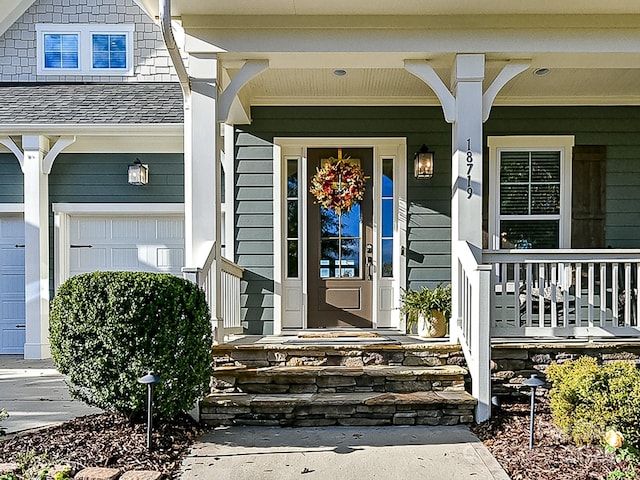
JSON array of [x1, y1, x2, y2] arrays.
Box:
[[414, 144, 434, 179], [128, 158, 149, 185]]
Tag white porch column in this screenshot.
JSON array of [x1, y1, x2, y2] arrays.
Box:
[[451, 54, 484, 248], [22, 135, 51, 359], [184, 54, 223, 337]]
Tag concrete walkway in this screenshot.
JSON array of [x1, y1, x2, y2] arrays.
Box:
[[181, 425, 510, 480], [0, 355, 100, 434]]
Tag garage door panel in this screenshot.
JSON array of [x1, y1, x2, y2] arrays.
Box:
[[2, 300, 24, 319], [1, 273, 24, 294], [72, 218, 107, 242], [2, 328, 25, 353], [71, 247, 107, 271], [112, 219, 140, 240], [0, 219, 24, 240], [156, 219, 184, 240], [112, 248, 140, 268], [0, 247, 24, 266], [157, 248, 183, 269]]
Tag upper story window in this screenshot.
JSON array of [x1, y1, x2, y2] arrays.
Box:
[[36, 24, 134, 76], [488, 136, 575, 250]]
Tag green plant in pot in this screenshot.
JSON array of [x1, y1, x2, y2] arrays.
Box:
[[400, 283, 451, 338]]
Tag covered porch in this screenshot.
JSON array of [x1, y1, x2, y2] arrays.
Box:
[[139, 0, 640, 422]]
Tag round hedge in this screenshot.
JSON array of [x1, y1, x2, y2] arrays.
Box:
[[50, 271, 213, 419]]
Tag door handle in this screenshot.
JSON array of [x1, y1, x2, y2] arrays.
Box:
[[367, 256, 374, 280], [70, 244, 93, 248], [15, 324, 25, 329]]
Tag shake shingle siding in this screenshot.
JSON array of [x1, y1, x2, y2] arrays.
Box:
[[0, 0, 179, 83]]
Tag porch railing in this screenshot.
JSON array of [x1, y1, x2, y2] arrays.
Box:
[[455, 241, 492, 422], [483, 249, 640, 338], [183, 241, 244, 341]]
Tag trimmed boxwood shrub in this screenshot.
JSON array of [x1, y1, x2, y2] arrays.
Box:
[[547, 356, 640, 447], [49, 271, 213, 419]]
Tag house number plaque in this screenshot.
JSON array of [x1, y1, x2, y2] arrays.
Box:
[[466, 138, 473, 199]]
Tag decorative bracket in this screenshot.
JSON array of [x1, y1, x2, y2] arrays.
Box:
[[218, 59, 269, 123], [482, 62, 530, 122], [43, 136, 76, 174], [404, 60, 456, 123], [0, 137, 24, 170]]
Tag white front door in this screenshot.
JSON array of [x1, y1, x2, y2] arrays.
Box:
[[68, 214, 184, 276], [0, 215, 25, 354]]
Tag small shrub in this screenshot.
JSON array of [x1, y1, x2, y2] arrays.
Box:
[[0, 409, 8, 436], [50, 271, 213, 419], [547, 356, 640, 447]]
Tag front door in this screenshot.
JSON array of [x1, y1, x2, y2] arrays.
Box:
[[307, 148, 374, 328]]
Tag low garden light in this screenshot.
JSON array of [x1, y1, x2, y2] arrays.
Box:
[[138, 371, 162, 450], [522, 373, 545, 449]]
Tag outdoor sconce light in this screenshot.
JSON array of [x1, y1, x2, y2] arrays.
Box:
[[138, 371, 162, 450], [128, 158, 149, 185], [522, 373, 546, 449], [414, 144, 434, 179]]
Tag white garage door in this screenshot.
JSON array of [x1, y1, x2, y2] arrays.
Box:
[[69, 215, 184, 277], [0, 215, 25, 355]]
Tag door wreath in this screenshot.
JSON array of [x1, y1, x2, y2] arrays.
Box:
[[309, 157, 366, 214]]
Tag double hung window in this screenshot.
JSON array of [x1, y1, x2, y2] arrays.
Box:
[[37, 24, 134, 76]]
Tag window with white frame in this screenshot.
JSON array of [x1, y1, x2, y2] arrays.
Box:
[[36, 24, 134, 76], [488, 136, 574, 250]]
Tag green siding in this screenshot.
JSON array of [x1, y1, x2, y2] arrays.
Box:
[[0, 153, 23, 203], [238, 105, 640, 334], [485, 106, 640, 249]]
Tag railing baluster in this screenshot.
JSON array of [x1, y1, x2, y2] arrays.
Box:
[[588, 262, 595, 327], [525, 263, 532, 327], [550, 263, 558, 328], [514, 262, 520, 328], [538, 263, 545, 328], [612, 263, 619, 327], [575, 263, 582, 326], [600, 263, 607, 326], [625, 263, 632, 327]]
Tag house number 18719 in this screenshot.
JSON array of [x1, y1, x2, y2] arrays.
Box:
[[466, 138, 473, 199]]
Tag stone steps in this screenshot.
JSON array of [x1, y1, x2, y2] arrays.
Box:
[[203, 338, 476, 427], [200, 390, 477, 427]]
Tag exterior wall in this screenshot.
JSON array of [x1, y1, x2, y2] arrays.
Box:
[[0, 0, 177, 82], [0, 154, 23, 203], [237, 106, 451, 334], [48, 152, 184, 293], [486, 106, 640, 249], [237, 105, 640, 335]]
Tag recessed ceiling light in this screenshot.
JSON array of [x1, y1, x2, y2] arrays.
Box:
[[533, 68, 550, 76], [333, 69, 347, 76]]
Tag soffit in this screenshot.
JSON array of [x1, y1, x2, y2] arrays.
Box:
[[138, 0, 640, 16]]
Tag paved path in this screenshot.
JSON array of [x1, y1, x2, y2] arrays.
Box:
[[0, 355, 100, 434], [180, 424, 510, 480]]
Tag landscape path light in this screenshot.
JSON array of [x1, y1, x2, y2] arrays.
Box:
[[522, 373, 545, 450], [138, 371, 162, 450]]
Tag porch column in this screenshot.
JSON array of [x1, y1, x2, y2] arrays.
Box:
[[450, 55, 491, 422], [22, 135, 51, 359], [184, 54, 223, 337], [451, 54, 484, 248]]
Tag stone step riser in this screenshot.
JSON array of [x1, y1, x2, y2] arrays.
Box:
[[213, 373, 466, 395], [200, 391, 476, 427]]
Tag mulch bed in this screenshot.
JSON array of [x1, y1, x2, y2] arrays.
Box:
[[471, 397, 638, 480], [0, 413, 208, 479]]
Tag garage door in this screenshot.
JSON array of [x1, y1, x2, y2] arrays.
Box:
[[0, 215, 25, 354], [69, 215, 184, 277]]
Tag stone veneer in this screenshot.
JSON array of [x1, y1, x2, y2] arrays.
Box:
[[491, 341, 640, 398]]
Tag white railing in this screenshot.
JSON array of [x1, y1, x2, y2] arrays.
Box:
[[455, 241, 492, 422], [183, 241, 243, 341], [483, 249, 640, 338]]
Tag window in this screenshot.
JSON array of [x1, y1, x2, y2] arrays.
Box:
[[488, 136, 574, 249], [37, 24, 134, 76]]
